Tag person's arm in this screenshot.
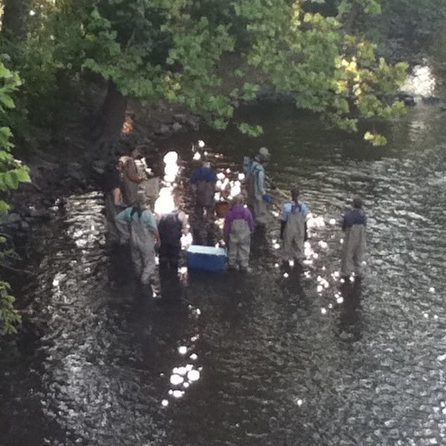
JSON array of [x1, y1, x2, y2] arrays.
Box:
[[223, 212, 233, 242], [112, 187, 123, 207], [342, 214, 347, 232], [115, 208, 131, 242], [257, 169, 266, 196], [280, 203, 289, 239], [246, 209, 255, 233], [178, 211, 189, 235], [191, 168, 200, 185]]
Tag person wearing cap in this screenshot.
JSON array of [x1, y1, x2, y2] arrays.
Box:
[[190, 159, 218, 220], [280, 187, 309, 265], [224, 195, 255, 272], [115, 191, 160, 285], [119, 147, 145, 206], [341, 198, 367, 278], [243, 146, 273, 227]]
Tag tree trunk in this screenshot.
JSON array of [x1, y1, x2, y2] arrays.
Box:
[[94, 80, 128, 153], [2, 0, 31, 41]]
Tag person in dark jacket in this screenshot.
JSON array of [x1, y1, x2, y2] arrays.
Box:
[[191, 160, 218, 220], [341, 197, 367, 278], [157, 206, 188, 271]]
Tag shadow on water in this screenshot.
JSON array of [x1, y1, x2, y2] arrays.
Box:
[[338, 279, 363, 342]]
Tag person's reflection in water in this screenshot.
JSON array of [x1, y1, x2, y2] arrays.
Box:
[[154, 268, 183, 305], [339, 278, 363, 341]]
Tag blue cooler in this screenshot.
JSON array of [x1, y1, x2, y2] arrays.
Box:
[[187, 245, 227, 272]]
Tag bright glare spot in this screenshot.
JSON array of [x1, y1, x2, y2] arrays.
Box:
[[172, 390, 184, 399], [193, 152, 201, 160], [274, 243, 281, 250], [321, 308, 327, 315], [170, 374, 184, 385], [318, 241, 328, 249], [401, 64, 436, 98], [329, 218, 336, 225], [317, 285, 323, 293], [238, 173, 245, 181], [289, 260, 295, 267], [183, 382, 190, 388], [336, 296, 344, 304], [429, 287, 435, 293], [198, 140, 205, 148], [190, 353, 198, 360], [297, 399, 303, 406], [187, 370, 200, 382], [181, 233, 193, 249], [274, 263, 279, 268], [424, 313, 429, 319], [29, 10, 36, 16], [178, 346, 188, 355], [283, 273, 289, 278], [161, 399, 169, 407]]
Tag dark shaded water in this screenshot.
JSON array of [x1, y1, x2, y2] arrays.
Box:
[[2, 74, 446, 445]]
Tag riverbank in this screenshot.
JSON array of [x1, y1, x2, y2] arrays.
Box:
[[0, 100, 201, 266]]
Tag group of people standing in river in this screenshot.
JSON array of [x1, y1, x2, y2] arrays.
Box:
[[104, 143, 367, 289]]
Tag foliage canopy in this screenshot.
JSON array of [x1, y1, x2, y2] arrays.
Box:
[[3, 0, 409, 145]]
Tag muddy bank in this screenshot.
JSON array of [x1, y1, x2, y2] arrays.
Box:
[[1, 101, 201, 261]]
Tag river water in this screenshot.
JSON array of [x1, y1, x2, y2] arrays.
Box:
[[2, 63, 446, 446]]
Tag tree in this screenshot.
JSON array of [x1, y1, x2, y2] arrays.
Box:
[[2, 0, 32, 42], [0, 62, 30, 334], [4, 0, 408, 147]]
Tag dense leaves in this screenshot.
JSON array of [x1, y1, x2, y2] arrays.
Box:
[[2, 0, 410, 144], [0, 62, 29, 334]]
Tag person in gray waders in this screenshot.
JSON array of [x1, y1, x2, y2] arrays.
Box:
[[280, 188, 309, 265], [243, 147, 273, 227], [119, 148, 144, 206], [341, 198, 367, 278], [224, 195, 255, 272], [191, 159, 218, 220], [115, 192, 160, 285]]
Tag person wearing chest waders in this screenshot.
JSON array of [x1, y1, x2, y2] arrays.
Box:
[[190, 159, 218, 221], [119, 148, 144, 206], [115, 192, 160, 285], [243, 147, 273, 227], [224, 195, 255, 272], [134, 149, 161, 211], [157, 206, 188, 271], [104, 165, 126, 244], [280, 188, 309, 265], [341, 198, 367, 279]]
